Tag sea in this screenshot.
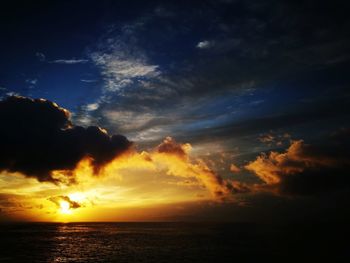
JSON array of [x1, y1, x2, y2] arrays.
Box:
[[0, 222, 348, 262]]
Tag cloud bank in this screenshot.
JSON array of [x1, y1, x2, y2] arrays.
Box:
[[0, 96, 246, 201], [1, 96, 349, 205]]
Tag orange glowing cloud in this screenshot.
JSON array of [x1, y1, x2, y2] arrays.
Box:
[[245, 140, 333, 185], [245, 133, 350, 196], [64, 137, 240, 200], [230, 163, 241, 173]]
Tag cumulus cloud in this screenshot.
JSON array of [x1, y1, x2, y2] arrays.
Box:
[[151, 137, 249, 199], [0, 96, 131, 183], [153, 137, 232, 198], [245, 131, 350, 195]]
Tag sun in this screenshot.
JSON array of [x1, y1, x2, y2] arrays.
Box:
[[59, 200, 71, 214]]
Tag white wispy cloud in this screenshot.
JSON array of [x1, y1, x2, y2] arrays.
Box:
[[103, 110, 156, 131], [75, 115, 93, 126], [25, 79, 37, 85], [85, 103, 100, 111], [80, 79, 98, 83], [91, 51, 160, 92], [196, 40, 213, 49], [35, 51, 88, 64], [50, 59, 89, 64], [5, 91, 20, 96], [75, 21, 162, 127], [87, 14, 161, 94]]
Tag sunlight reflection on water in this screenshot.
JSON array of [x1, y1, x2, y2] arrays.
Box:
[[0, 222, 345, 262], [1, 222, 251, 262]]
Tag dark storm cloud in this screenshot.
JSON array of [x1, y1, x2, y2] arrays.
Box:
[[245, 129, 350, 196], [0, 96, 131, 183]]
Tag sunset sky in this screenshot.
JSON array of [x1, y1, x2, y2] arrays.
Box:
[[0, 0, 349, 222]]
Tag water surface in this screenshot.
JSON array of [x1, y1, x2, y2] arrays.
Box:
[[0, 222, 347, 262]]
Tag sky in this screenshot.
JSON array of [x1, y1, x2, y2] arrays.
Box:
[[0, 0, 349, 222]]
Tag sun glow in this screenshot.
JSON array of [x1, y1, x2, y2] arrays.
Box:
[[68, 192, 87, 203], [59, 201, 71, 214], [0, 137, 227, 222]]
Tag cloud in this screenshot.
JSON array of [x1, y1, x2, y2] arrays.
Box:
[[91, 52, 159, 92], [156, 136, 192, 158], [152, 137, 233, 198], [80, 79, 98, 83], [196, 40, 213, 49], [259, 134, 274, 143], [82, 136, 248, 200], [0, 193, 22, 209], [230, 163, 241, 173], [151, 137, 249, 199], [50, 59, 89, 64], [35, 52, 88, 64], [90, 19, 161, 93], [0, 96, 131, 183], [85, 103, 100, 111], [5, 91, 20, 97], [175, 96, 350, 145], [245, 130, 350, 196], [25, 79, 37, 85], [75, 28, 162, 127], [49, 195, 81, 209], [105, 59, 158, 79]]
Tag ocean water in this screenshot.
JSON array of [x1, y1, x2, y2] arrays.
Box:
[[0, 222, 348, 262]]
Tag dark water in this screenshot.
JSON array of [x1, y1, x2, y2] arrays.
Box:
[[0, 222, 348, 262]]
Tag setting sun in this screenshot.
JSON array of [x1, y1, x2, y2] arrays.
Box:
[[59, 201, 71, 214]]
